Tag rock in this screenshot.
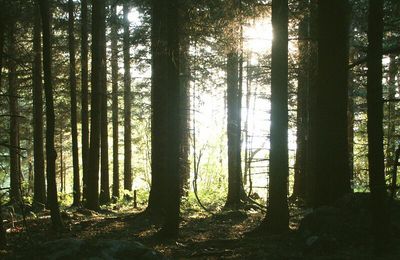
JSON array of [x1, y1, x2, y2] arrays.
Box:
[[29, 238, 166, 260]]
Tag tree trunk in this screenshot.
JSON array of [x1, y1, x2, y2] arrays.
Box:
[[292, 17, 308, 200], [179, 40, 190, 196], [386, 55, 397, 174], [160, 0, 181, 237], [305, 0, 318, 206], [99, 33, 110, 205], [8, 16, 22, 204], [80, 0, 89, 201], [110, 4, 120, 199], [38, 0, 63, 229], [86, 0, 106, 210], [59, 130, 64, 193], [123, 4, 132, 192], [32, 1, 46, 209], [148, 0, 169, 214], [367, 0, 388, 250], [313, 0, 350, 206], [225, 51, 244, 209], [68, 0, 81, 206], [261, 0, 289, 234]]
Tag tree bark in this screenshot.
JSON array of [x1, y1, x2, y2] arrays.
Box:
[[160, 0, 181, 237], [367, 0, 388, 250], [148, 0, 169, 214], [68, 0, 81, 206], [179, 40, 190, 196], [305, 0, 318, 206], [99, 26, 110, 205], [38, 0, 63, 229], [123, 4, 132, 192], [32, 1, 46, 209], [7, 16, 22, 204], [225, 51, 244, 209], [261, 0, 289, 234], [86, 0, 106, 210], [292, 16, 308, 200], [80, 0, 89, 201], [110, 3, 120, 199], [313, 0, 350, 206]]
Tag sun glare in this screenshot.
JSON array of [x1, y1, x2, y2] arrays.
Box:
[[243, 17, 273, 55]]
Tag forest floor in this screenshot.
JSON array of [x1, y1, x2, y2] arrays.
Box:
[[1, 194, 400, 259]]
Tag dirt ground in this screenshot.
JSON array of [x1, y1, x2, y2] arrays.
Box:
[[1, 200, 400, 259]]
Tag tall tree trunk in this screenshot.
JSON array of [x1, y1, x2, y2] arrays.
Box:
[[86, 0, 106, 210], [305, 0, 318, 206], [33, 1, 46, 209], [292, 16, 308, 200], [123, 4, 132, 192], [148, 0, 169, 214], [99, 35, 110, 205], [386, 55, 397, 174], [159, 0, 181, 237], [38, 0, 63, 229], [260, 0, 289, 234], [68, 0, 81, 206], [225, 51, 244, 209], [179, 40, 190, 196], [313, 0, 350, 206], [367, 0, 388, 250], [110, 4, 120, 199], [8, 16, 22, 204], [80, 0, 89, 201]]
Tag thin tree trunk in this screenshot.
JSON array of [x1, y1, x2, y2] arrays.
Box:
[[59, 130, 64, 193], [367, 0, 388, 251], [123, 4, 132, 192], [81, 0, 89, 201], [99, 35, 110, 205], [179, 40, 190, 196], [261, 0, 289, 234], [32, 1, 46, 209], [386, 55, 397, 174], [110, 3, 120, 199], [86, 0, 106, 210], [68, 0, 81, 206], [8, 17, 22, 203], [38, 0, 63, 229]]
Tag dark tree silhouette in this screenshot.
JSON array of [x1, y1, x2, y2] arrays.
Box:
[[38, 0, 63, 229], [67, 0, 81, 206], [292, 16, 308, 200], [32, 1, 46, 208], [86, 0, 106, 210], [80, 0, 89, 201], [110, 3, 120, 199], [260, 0, 289, 234], [7, 13, 22, 204], [148, 0, 182, 237], [123, 3, 132, 192], [366, 0, 388, 250], [313, 0, 351, 206]]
